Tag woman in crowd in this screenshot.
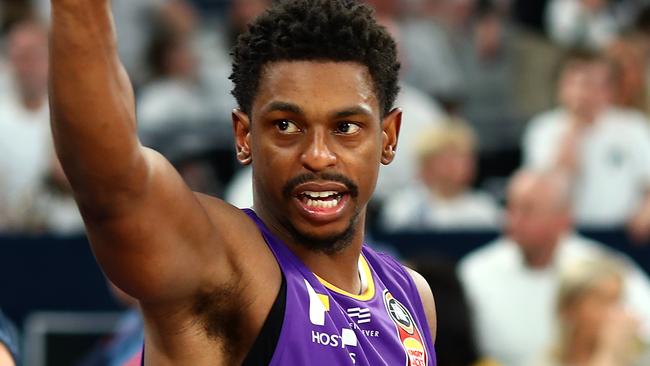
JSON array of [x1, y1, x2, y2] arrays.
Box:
[[534, 257, 648, 366]]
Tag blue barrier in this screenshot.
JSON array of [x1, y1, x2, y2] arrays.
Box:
[[0, 236, 121, 328], [1, 230, 648, 330], [373, 229, 650, 274]]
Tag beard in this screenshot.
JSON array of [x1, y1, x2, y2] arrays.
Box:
[[282, 207, 361, 254], [281, 172, 361, 254]]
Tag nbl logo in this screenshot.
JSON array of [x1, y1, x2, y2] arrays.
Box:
[[383, 290, 428, 366], [386, 297, 414, 334]]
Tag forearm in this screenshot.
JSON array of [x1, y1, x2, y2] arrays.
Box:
[[50, 0, 146, 215]]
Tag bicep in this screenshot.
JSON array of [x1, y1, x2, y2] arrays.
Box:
[[83, 149, 239, 304]]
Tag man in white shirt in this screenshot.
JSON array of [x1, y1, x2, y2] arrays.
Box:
[[523, 50, 650, 240], [458, 169, 650, 366], [0, 19, 53, 230]]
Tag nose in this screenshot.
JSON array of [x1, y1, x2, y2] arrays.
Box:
[[300, 129, 337, 172]]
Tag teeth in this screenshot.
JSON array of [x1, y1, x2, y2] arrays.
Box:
[[304, 196, 341, 209], [304, 191, 338, 199]]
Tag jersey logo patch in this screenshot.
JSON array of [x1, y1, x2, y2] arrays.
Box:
[[383, 290, 428, 366], [306, 279, 329, 326], [347, 307, 372, 324]]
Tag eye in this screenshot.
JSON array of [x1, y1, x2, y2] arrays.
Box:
[[335, 121, 360, 135], [275, 120, 301, 133]]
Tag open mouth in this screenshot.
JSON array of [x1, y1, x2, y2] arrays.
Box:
[[292, 184, 351, 222], [298, 191, 345, 209], [285, 174, 358, 223]]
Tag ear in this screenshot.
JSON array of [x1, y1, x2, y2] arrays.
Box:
[[232, 109, 252, 165], [381, 108, 402, 165]]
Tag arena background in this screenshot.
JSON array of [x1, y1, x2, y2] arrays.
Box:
[[1, 0, 650, 365]]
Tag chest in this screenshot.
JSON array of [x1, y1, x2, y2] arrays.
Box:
[[271, 278, 432, 366]]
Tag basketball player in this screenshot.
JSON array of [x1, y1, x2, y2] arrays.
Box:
[[49, 0, 437, 364]]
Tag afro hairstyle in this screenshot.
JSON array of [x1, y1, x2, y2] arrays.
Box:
[[230, 0, 401, 117]]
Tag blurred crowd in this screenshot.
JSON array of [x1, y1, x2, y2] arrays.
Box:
[[2, 0, 650, 365]]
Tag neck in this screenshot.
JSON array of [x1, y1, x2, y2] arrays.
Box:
[[255, 206, 366, 295], [297, 242, 364, 295], [568, 107, 604, 126], [521, 241, 558, 269], [21, 91, 46, 112]]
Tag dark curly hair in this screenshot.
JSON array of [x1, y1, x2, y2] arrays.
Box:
[[230, 0, 400, 117]]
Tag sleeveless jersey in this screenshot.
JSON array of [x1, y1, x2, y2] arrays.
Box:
[[244, 209, 437, 366]]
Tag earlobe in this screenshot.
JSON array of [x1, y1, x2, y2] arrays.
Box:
[[381, 145, 396, 165], [381, 108, 402, 165], [232, 109, 253, 165]]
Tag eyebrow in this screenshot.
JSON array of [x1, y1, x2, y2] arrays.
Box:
[[262, 101, 304, 115], [262, 101, 374, 120], [332, 106, 374, 119]]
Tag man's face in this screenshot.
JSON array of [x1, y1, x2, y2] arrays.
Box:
[[421, 145, 475, 192], [8, 24, 49, 100], [558, 62, 612, 121], [505, 175, 569, 253], [566, 275, 622, 338], [234, 61, 400, 252]]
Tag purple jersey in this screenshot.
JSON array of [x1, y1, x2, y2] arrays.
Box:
[[244, 209, 437, 366]]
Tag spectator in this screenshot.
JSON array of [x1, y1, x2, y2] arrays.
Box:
[[605, 33, 648, 113], [367, 0, 464, 109], [16, 157, 85, 235], [0, 310, 18, 366], [398, 0, 472, 111], [533, 257, 649, 366], [374, 84, 446, 199], [458, 169, 650, 366], [137, 6, 205, 132], [546, 0, 618, 50], [523, 50, 650, 240], [224, 0, 270, 50], [380, 120, 501, 231], [458, 1, 521, 153], [0, 18, 52, 231], [412, 258, 503, 366], [137, 0, 261, 134], [36, 0, 167, 84]]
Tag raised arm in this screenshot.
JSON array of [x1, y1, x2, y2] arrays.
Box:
[[49, 0, 238, 303]]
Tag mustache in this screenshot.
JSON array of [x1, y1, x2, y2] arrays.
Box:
[[282, 172, 359, 199]]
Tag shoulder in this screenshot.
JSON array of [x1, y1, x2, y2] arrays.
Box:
[[405, 267, 437, 343], [562, 234, 616, 260], [601, 108, 650, 134], [564, 234, 647, 274]]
